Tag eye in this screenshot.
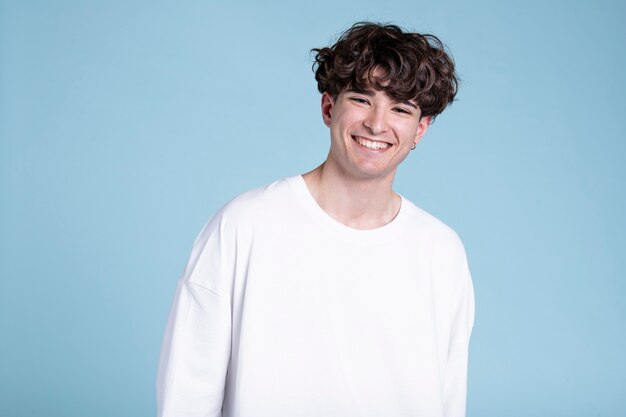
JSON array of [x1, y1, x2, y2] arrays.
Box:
[[393, 107, 413, 115], [349, 97, 369, 105]]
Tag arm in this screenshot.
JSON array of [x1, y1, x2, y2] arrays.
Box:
[[443, 240, 475, 417], [157, 219, 234, 417]]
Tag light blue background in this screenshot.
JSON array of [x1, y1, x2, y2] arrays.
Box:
[[1, 0, 625, 416]]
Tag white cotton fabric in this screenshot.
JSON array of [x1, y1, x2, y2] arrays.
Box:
[[157, 176, 475, 417]]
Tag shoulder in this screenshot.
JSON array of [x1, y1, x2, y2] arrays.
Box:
[[400, 198, 472, 297], [183, 177, 297, 287], [216, 176, 295, 222], [197, 176, 296, 238], [400, 197, 467, 259]]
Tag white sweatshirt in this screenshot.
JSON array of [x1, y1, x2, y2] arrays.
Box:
[[157, 176, 475, 417]]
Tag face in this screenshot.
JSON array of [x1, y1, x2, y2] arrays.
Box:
[[321, 88, 431, 183]]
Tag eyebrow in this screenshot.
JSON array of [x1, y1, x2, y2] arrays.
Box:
[[400, 100, 418, 109]]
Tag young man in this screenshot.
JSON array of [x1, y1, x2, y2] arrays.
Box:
[[157, 22, 474, 417]]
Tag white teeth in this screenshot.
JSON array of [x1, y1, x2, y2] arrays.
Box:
[[355, 136, 390, 150]]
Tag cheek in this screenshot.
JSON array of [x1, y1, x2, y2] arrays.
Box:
[[335, 111, 358, 126], [396, 123, 420, 140]]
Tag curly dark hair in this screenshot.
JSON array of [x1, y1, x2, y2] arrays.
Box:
[[312, 22, 459, 119]]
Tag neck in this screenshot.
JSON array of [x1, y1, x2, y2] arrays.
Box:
[[302, 162, 401, 230]]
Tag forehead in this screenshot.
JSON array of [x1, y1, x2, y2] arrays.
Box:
[[345, 66, 419, 105]]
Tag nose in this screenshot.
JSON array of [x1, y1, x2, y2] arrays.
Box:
[[363, 107, 389, 134]]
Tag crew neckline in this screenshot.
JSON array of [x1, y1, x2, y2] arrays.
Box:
[[286, 175, 411, 245]]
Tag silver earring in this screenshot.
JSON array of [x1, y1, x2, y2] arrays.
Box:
[[410, 143, 417, 151]]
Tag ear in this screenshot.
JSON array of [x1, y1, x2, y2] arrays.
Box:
[[321, 92, 335, 127], [413, 115, 432, 148]]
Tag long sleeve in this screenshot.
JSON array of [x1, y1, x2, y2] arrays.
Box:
[[157, 217, 235, 417], [443, 241, 475, 417]]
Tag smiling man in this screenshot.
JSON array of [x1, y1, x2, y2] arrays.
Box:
[[157, 22, 474, 417]]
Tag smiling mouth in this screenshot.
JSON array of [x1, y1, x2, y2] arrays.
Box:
[[352, 136, 391, 150]]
